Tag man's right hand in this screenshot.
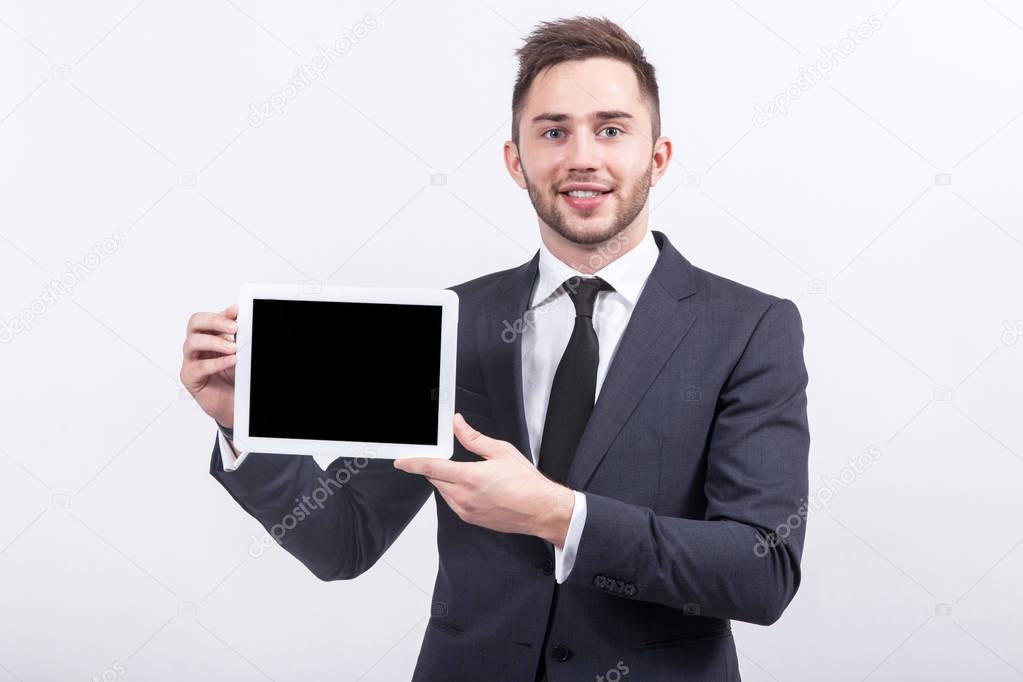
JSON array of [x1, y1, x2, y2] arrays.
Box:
[[180, 304, 239, 429]]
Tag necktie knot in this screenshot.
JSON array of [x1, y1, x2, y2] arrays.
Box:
[[563, 276, 613, 319]]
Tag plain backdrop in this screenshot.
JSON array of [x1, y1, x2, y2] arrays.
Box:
[[2, 1, 1022, 680]]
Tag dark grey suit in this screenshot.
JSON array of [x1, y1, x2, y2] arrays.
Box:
[[210, 229, 810, 681]]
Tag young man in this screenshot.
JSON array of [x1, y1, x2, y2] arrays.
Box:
[[181, 16, 809, 682]]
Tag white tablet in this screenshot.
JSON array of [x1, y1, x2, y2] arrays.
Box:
[[232, 282, 458, 460]]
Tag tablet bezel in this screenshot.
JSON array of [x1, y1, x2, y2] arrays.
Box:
[[232, 282, 458, 461]]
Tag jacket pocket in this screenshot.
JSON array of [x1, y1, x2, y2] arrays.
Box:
[[642, 627, 731, 649], [455, 385, 493, 421], [427, 617, 464, 638]]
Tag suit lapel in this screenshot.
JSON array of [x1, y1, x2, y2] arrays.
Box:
[[566, 231, 698, 490], [476, 230, 700, 490], [478, 252, 539, 462]]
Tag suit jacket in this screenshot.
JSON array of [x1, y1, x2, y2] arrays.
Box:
[[210, 229, 811, 681]]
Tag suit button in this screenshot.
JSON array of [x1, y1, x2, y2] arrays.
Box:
[[594, 575, 607, 588], [551, 644, 573, 662], [623, 583, 636, 596], [541, 559, 554, 575]]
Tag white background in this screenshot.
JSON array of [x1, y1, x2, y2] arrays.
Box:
[[2, 1, 1022, 680]]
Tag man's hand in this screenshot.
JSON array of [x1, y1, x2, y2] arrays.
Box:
[[179, 304, 239, 428], [394, 413, 575, 548]]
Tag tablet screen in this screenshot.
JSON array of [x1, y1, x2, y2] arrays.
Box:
[[247, 298, 443, 445]]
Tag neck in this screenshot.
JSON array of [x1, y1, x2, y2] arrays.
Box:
[[540, 213, 650, 275]]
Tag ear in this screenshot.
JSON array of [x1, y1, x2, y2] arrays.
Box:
[[650, 136, 673, 188], [503, 140, 528, 190]]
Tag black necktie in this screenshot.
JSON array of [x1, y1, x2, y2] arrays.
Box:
[[537, 275, 614, 485]]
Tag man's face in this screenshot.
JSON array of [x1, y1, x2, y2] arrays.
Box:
[[505, 57, 663, 246]]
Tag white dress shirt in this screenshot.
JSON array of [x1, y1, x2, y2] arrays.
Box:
[[218, 228, 660, 584]]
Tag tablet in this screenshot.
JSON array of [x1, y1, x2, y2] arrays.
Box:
[[232, 282, 458, 460]]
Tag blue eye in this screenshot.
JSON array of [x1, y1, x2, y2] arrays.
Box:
[[543, 129, 564, 139], [602, 127, 622, 137]]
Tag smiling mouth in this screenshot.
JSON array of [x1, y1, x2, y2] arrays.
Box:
[[559, 189, 613, 198]]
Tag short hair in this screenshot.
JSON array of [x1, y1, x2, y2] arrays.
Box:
[[511, 16, 661, 146]]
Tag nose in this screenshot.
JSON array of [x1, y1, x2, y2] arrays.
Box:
[[565, 129, 601, 173]]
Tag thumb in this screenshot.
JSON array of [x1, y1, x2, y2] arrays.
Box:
[[453, 412, 506, 460]]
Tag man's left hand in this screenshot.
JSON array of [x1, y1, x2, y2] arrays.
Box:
[[393, 413, 574, 548]]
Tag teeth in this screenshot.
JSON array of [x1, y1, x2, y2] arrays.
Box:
[[565, 190, 604, 198]]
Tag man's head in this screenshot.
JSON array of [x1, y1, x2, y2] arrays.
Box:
[[504, 16, 671, 250]]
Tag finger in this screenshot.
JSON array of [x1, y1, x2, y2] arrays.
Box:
[[393, 457, 465, 482], [183, 331, 237, 359], [428, 478, 463, 515], [186, 311, 238, 336], [180, 354, 237, 388], [427, 477, 457, 499], [453, 412, 506, 460], [223, 303, 239, 320]]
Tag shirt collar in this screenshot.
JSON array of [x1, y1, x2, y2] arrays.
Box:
[[530, 229, 659, 310]]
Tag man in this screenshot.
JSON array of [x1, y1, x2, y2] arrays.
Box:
[[180, 16, 810, 681]]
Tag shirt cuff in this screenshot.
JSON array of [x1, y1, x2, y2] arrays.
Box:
[[553, 490, 587, 584], [217, 426, 250, 471]]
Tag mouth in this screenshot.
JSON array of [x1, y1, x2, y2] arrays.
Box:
[[559, 188, 613, 211]]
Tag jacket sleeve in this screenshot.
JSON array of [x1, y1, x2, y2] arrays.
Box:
[[209, 435, 434, 581], [562, 298, 810, 626]]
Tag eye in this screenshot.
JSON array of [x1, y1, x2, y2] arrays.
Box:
[[542, 129, 565, 140], [601, 126, 623, 137]]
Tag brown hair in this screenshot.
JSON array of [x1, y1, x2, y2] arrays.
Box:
[[511, 16, 660, 146]]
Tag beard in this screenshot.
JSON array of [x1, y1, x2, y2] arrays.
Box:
[[524, 160, 652, 246]]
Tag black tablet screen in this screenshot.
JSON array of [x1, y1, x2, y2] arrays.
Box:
[[247, 298, 443, 445]]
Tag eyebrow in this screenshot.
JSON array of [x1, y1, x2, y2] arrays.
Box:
[[530, 110, 635, 125]]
